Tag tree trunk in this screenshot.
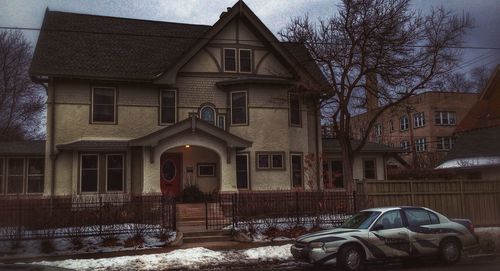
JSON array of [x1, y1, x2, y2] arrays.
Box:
[[339, 136, 355, 192]]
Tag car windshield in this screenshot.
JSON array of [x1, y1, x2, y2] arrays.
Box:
[[341, 211, 381, 229]]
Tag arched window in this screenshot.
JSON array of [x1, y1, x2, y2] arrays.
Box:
[[200, 105, 216, 125]]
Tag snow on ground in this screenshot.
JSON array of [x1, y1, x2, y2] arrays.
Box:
[[32, 244, 293, 271]]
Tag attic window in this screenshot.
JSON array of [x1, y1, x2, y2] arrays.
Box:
[[224, 48, 236, 72], [239, 49, 252, 73]]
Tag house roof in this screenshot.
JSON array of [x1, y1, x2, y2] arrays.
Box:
[[443, 125, 500, 162], [30, 3, 327, 87], [57, 140, 129, 151], [455, 65, 500, 133], [0, 140, 45, 155], [322, 138, 401, 153]]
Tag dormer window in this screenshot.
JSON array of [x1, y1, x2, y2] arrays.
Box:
[[224, 48, 236, 72], [239, 49, 252, 73]]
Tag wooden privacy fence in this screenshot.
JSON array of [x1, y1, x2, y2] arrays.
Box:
[[356, 179, 500, 226]]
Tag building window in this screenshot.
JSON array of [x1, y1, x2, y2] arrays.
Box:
[[0, 158, 3, 194], [217, 115, 226, 130], [291, 154, 303, 188], [415, 138, 427, 152], [197, 163, 216, 177], [414, 112, 425, 128], [435, 111, 456, 125], [256, 152, 285, 170], [224, 48, 236, 72], [81, 154, 98, 193], [363, 159, 376, 180], [331, 160, 345, 189], [437, 137, 454, 151], [230, 91, 247, 125], [236, 154, 249, 189], [199, 105, 216, 125], [400, 116, 409, 131], [7, 158, 24, 194], [106, 154, 124, 192], [289, 93, 301, 126], [400, 140, 410, 152], [27, 158, 44, 193], [160, 89, 176, 124], [374, 124, 383, 137], [389, 120, 394, 132], [239, 49, 252, 73], [91, 87, 116, 123]]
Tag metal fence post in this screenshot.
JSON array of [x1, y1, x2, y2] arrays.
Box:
[[295, 191, 299, 224], [205, 196, 209, 230], [99, 195, 102, 235]]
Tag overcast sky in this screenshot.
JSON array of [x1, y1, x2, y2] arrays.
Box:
[[1, 0, 499, 74]]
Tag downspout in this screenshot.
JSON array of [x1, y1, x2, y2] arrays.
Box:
[[314, 100, 321, 191]]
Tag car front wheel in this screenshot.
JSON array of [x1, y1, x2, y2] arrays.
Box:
[[338, 244, 364, 271], [439, 239, 461, 264]]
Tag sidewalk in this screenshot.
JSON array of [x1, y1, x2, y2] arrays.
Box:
[[0, 240, 292, 264]]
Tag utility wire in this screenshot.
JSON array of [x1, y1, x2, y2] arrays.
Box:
[[1, 26, 500, 50]]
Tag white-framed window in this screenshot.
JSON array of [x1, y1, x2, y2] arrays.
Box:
[[7, 158, 24, 194], [400, 116, 409, 131], [400, 140, 410, 152], [199, 105, 216, 125], [239, 49, 252, 73], [363, 158, 377, 179], [289, 93, 301, 126], [415, 138, 427, 152], [374, 123, 383, 137], [437, 137, 454, 151], [160, 89, 177, 125], [197, 163, 216, 177], [435, 111, 456, 125], [223, 48, 237, 72], [106, 154, 124, 192], [27, 158, 44, 193], [81, 154, 99, 193], [236, 153, 249, 189], [217, 115, 226, 130], [230, 91, 248, 125], [290, 153, 303, 188], [91, 87, 116, 123], [256, 152, 285, 170], [414, 112, 425, 128]]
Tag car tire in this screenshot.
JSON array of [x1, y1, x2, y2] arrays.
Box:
[[439, 239, 461, 265], [338, 244, 364, 271]]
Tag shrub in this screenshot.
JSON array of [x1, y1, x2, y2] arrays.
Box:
[[180, 185, 205, 203], [40, 239, 56, 254], [101, 235, 120, 247], [124, 234, 144, 248]]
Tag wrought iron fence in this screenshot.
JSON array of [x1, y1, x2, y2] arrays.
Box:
[[0, 194, 176, 241]]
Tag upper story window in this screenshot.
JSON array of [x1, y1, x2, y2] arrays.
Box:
[[437, 136, 454, 151], [435, 111, 456, 125], [374, 123, 383, 137], [224, 48, 237, 72], [257, 152, 285, 170], [400, 140, 410, 152], [414, 112, 425, 128], [91, 87, 116, 123], [200, 105, 216, 125], [400, 116, 409, 131], [289, 93, 301, 126], [160, 89, 177, 125], [389, 120, 394, 132], [230, 91, 248, 125], [415, 137, 427, 152], [239, 49, 252, 73]]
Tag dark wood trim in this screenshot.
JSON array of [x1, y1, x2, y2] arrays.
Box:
[[255, 51, 271, 74], [208, 43, 267, 50], [255, 151, 286, 171], [203, 48, 222, 73]]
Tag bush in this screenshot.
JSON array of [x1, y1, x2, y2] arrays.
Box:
[[40, 239, 56, 254], [180, 185, 205, 203]]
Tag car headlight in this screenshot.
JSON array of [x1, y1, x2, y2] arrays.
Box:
[[309, 241, 324, 248]]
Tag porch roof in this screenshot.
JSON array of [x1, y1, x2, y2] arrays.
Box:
[[129, 115, 252, 148], [57, 140, 129, 151]]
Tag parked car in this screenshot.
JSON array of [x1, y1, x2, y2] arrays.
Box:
[[291, 206, 479, 270]]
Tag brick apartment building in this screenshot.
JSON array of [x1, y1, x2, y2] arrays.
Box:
[[350, 91, 479, 168]]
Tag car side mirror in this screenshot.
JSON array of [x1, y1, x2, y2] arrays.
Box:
[[371, 224, 384, 231]]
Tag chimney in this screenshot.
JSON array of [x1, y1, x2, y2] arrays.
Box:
[[365, 72, 379, 111]]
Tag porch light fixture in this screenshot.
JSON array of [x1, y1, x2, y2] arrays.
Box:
[[185, 144, 190, 148]]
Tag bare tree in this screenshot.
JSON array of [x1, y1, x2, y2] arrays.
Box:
[[431, 65, 493, 93], [280, 0, 472, 190], [0, 30, 45, 140]]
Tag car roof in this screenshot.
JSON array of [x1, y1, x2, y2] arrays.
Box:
[[361, 206, 425, 212]]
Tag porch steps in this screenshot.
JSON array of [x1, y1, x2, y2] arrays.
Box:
[[176, 203, 229, 232], [182, 230, 233, 243]]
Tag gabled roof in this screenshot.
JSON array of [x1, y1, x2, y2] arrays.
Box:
[[29, 1, 327, 88], [455, 65, 500, 133], [442, 125, 500, 163], [130, 116, 252, 148], [322, 138, 401, 153], [0, 140, 45, 155]]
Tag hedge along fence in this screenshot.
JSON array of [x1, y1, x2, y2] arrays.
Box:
[[356, 179, 500, 226], [0, 194, 176, 241]]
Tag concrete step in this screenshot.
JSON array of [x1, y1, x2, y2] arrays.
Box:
[[182, 235, 233, 243]]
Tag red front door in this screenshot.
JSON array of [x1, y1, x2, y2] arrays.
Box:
[[160, 153, 181, 197]]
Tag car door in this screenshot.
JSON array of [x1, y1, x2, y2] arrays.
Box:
[[403, 208, 441, 256], [368, 210, 411, 258]]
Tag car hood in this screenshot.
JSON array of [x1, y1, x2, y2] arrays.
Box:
[[296, 227, 366, 244]]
